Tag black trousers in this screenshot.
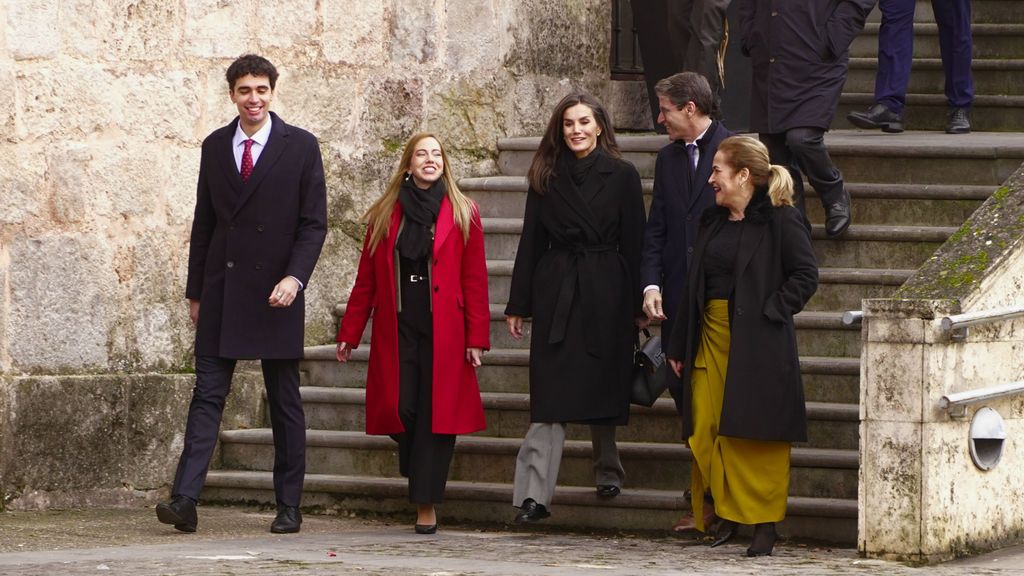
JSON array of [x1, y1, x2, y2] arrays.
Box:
[[172, 356, 305, 506], [760, 128, 847, 219], [392, 317, 456, 505]]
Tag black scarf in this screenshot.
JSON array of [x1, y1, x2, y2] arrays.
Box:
[[397, 177, 445, 261], [568, 149, 600, 186]]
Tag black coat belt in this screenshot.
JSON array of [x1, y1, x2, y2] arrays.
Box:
[[548, 242, 617, 357]]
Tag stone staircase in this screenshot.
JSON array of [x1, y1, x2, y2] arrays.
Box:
[[201, 0, 1024, 545], [839, 0, 1024, 132]]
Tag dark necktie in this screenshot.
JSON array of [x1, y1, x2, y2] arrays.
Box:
[[240, 139, 254, 182], [686, 143, 698, 185]]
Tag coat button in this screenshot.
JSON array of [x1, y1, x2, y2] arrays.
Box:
[[686, 214, 693, 221], [736, 307, 744, 315], [226, 261, 234, 268], [433, 259, 438, 265], [255, 263, 263, 270], [256, 224, 265, 232], [769, 57, 776, 63], [433, 286, 439, 292], [687, 247, 694, 254]]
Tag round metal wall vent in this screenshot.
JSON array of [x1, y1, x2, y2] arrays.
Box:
[[969, 407, 1006, 471]]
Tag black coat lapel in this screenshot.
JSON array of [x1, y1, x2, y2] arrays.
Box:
[[687, 121, 725, 213], [232, 112, 290, 217], [552, 157, 603, 240], [217, 119, 245, 200]]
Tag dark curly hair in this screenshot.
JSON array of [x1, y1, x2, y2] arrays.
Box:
[[226, 54, 279, 91]]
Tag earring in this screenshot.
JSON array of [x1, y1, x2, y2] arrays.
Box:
[[404, 172, 411, 181]]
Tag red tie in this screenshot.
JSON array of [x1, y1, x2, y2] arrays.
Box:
[[240, 139, 254, 182]]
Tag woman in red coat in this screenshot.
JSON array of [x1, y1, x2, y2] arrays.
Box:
[[336, 133, 490, 534]]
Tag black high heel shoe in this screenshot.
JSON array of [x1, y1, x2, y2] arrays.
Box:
[[710, 519, 738, 547], [746, 522, 777, 557]]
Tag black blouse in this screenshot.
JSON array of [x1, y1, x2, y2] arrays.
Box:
[[703, 219, 743, 299]]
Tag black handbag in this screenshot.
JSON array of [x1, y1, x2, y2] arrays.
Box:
[[631, 328, 668, 407]]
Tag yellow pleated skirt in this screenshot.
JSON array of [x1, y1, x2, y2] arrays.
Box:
[[689, 299, 791, 531]]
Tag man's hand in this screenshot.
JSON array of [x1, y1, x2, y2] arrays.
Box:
[[336, 342, 352, 363], [506, 315, 524, 340], [466, 347, 483, 367], [643, 289, 666, 321], [188, 299, 200, 327], [269, 276, 301, 308]]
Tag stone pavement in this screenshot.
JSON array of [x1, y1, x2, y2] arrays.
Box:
[[0, 505, 1022, 575]]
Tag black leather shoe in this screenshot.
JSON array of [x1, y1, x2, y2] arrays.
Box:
[[824, 192, 852, 237], [513, 498, 551, 524], [155, 496, 197, 533], [270, 505, 302, 534], [847, 103, 904, 133], [710, 519, 738, 548], [596, 485, 621, 499], [746, 522, 778, 557], [946, 107, 971, 134], [414, 523, 438, 534]]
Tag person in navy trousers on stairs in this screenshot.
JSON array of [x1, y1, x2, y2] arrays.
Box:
[[847, 0, 975, 134], [156, 54, 328, 535]]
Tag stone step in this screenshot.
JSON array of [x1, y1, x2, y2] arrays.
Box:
[[851, 23, 1024, 60], [298, 387, 860, 450], [496, 133, 1024, 185], [333, 303, 863, 357], [836, 93, 1024, 133], [302, 345, 862, 404], [863, 0, 1024, 25], [201, 470, 858, 543], [846, 57, 1024, 97], [482, 260, 914, 312], [463, 176, 991, 226], [217, 429, 859, 498]]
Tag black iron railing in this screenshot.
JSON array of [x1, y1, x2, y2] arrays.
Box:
[[611, 0, 643, 77]]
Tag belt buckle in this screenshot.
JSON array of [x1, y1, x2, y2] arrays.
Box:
[[409, 274, 425, 283]]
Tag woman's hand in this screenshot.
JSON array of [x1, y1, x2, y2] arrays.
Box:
[[668, 358, 684, 378], [466, 347, 483, 367], [336, 342, 352, 363], [506, 315, 524, 340]]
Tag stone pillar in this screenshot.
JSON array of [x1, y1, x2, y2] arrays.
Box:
[[860, 298, 1024, 562]]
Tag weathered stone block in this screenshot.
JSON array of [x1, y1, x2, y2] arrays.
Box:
[[322, 0, 387, 66], [862, 342, 924, 422], [8, 234, 115, 371], [359, 75, 424, 150], [0, 61, 14, 139], [254, 0, 318, 50], [183, 0, 251, 58], [57, 0, 116, 59], [304, 232, 361, 346], [5, 0, 58, 60], [392, 0, 440, 65], [444, 0, 505, 73], [106, 1, 185, 62], [0, 143, 44, 225], [272, 69, 360, 144], [13, 61, 116, 140], [859, 420, 922, 558], [118, 70, 202, 143], [602, 79, 652, 131], [11, 376, 129, 490], [864, 316, 925, 343], [505, 0, 607, 77]]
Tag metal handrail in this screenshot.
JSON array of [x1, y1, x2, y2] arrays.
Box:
[[939, 381, 1024, 417], [939, 306, 1024, 341], [842, 310, 863, 326], [940, 306, 1024, 332]]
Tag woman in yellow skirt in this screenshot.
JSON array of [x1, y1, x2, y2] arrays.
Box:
[[666, 136, 818, 556]]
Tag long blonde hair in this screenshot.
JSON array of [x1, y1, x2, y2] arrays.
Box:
[[716, 136, 795, 207], [364, 133, 477, 253]]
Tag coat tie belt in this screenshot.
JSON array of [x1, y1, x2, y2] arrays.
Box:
[[548, 242, 616, 357]]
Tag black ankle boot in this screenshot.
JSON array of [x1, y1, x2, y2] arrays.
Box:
[[746, 522, 777, 557]]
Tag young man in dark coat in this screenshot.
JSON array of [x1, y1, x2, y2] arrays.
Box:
[[155, 54, 328, 534], [736, 0, 876, 238]]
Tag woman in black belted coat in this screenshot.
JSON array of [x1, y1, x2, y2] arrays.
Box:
[[505, 91, 646, 524]]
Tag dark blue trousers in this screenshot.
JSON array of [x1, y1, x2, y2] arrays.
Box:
[[171, 356, 306, 507], [875, 0, 974, 113]]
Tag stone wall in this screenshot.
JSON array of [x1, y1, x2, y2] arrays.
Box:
[[859, 165, 1024, 562], [0, 0, 647, 509]]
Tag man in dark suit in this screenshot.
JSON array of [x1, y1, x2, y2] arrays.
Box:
[[846, 0, 974, 134], [156, 54, 327, 534]]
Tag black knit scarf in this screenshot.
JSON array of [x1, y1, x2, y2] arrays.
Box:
[[397, 177, 445, 260]]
